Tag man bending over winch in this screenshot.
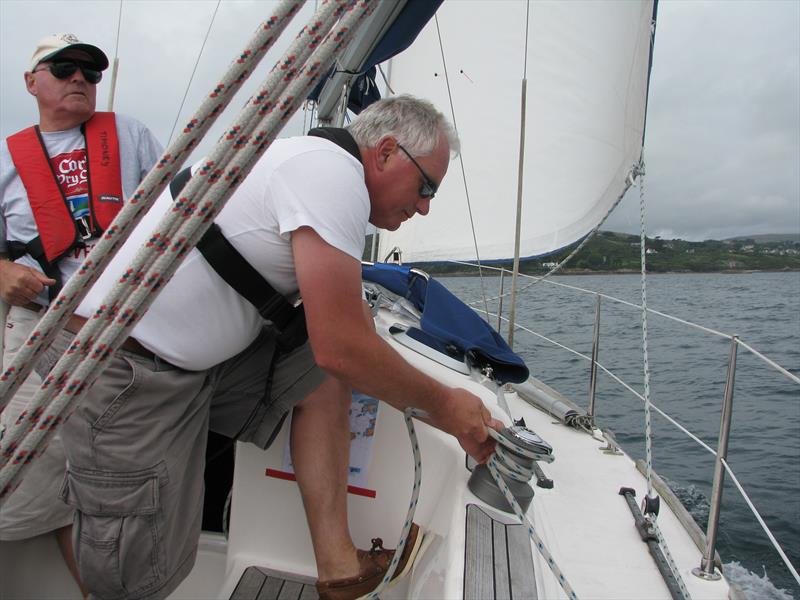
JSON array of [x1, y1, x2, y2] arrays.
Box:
[[39, 94, 502, 600]]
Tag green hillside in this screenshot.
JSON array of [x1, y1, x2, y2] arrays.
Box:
[[366, 231, 800, 275]]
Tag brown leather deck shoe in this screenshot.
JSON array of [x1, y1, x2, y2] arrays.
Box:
[[316, 523, 422, 600]]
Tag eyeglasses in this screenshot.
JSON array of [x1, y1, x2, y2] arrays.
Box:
[[397, 143, 438, 199], [33, 61, 102, 85]]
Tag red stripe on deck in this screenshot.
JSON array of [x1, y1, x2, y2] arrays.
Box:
[[264, 469, 377, 498]]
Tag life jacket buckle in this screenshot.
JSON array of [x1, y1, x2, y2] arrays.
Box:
[[76, 216, 92, 241]]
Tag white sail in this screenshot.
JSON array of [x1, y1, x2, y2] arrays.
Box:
[[378, 0, 654, 262]]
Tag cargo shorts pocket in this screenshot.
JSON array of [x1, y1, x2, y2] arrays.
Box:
[[60, 463, 169, 599]]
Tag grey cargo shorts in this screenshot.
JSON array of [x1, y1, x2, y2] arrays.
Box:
[[39, 326, 325, 600]]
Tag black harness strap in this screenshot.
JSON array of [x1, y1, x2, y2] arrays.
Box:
[[170, 128, 361, 342], [6, 238, 63, 301], [197, 224, 297, 330], [307, 127, 362, 162], [170, 167, 297, 332]]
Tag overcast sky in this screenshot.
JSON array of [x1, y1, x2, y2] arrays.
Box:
[[1, 0, 798, 242]]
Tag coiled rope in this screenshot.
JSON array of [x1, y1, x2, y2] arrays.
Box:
[[1, 0, 378, 498]]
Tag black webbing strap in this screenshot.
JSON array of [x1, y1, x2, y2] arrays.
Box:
[[169, 129, 359, 336], [196, 224, 297, 330], [6, 238, 63, 302], [307, 127, 362, 163], [169, 167, 297, 332]]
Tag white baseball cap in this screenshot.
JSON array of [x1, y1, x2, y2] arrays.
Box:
[[29, 33, 109, 72]]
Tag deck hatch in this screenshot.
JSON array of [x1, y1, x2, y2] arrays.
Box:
[[465, 503, 536, 599]]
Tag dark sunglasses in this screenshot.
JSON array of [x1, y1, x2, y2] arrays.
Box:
[[33, 61, 102, 85], [397, 143, 438, 199]]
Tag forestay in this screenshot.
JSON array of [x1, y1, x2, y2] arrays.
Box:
[[378, 0, 656, 262]]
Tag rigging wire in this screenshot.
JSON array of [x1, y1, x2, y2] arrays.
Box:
[[377, 63, 395, 95], [506, 0, 532, 348], [106, 0, 124, 111], [463, 166, 638, 310], [433, 14, 491, 322], [167, 0, 222, 147], [112, 0, 123, 60]]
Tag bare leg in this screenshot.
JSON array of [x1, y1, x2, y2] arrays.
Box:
[[55, 524, 88, 598], [291, 376, 360, 581]]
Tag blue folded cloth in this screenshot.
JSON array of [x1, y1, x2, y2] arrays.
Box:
[[363, 263, 529, 384]]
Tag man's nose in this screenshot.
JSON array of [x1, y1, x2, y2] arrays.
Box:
[[415, 197, 431, 216], [69, 69, 87, 84]]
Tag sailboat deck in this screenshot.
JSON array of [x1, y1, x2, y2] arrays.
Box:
[[230, 567, 318, 600]]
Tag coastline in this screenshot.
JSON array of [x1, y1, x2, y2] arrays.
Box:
[[429, 267, 800, 277]]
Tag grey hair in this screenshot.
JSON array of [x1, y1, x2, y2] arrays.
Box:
[[346, 94, 460, 158]]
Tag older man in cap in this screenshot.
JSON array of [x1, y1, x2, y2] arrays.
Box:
[[0, 33, 162, 594]]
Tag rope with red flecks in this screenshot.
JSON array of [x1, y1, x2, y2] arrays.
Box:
[[0, 0, 377, 500]]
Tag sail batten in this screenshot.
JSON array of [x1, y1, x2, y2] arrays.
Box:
[[378, 0, 655, 263]]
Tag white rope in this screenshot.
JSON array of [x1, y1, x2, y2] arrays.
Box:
[[637, 165, 692, 600], [484, 427, 578, 600], [638, 164, 654, 497], [359, 408, 424, 600], [0, 0, 321, 475], [1, 0, 378, 498], [378, 407, 578, 600], [0, 0, 305, 407]]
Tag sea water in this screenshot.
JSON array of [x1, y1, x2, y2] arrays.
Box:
[[440, 271, 800, 600]]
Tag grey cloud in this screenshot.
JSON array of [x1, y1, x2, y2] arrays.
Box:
[[2, 0, 798, 242]]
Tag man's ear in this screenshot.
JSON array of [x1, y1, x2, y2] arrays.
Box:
[[24, 72, 36, 96], [373, 136, 397, 171]]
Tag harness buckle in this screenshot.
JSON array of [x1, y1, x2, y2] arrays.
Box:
[[76, 216, 92, 241]]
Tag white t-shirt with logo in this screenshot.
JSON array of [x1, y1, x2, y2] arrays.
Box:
[[0, 113, 163, 304], [76, 135, 370, 370]]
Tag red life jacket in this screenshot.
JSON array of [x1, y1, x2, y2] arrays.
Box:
[[5, 112, 123, 298]]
